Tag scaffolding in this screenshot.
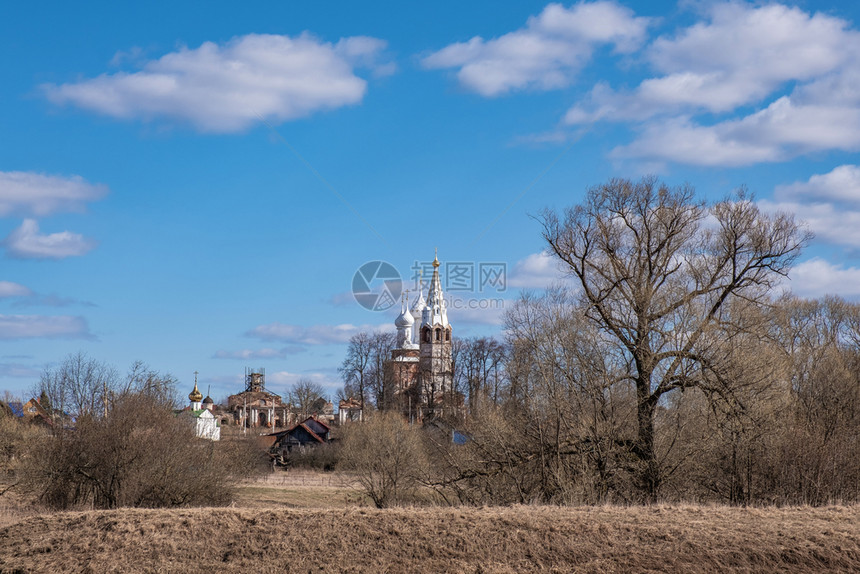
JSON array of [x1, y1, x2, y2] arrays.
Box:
[[244, 367, 266, 393]]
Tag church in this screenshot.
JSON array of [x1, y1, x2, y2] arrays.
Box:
[[183, 376, 221, 441], [383, 251, 455, 420]]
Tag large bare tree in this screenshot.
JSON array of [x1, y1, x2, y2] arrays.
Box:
[[541, 177, 810, 500]]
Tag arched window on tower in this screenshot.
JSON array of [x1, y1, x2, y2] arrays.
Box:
[[445, 330, 450, 342], [435, 328, 441, 341], [425, 328, 431, 343]]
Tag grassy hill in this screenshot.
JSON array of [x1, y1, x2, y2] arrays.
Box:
[[2, 503, 860, 573]]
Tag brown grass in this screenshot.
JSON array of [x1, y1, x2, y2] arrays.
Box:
[[232, 470, 361, 509], [2, 501, 860, 573], [3, 473, 860, 572], [0, 485, 41, 530]]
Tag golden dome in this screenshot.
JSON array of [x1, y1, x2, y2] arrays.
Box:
[[188, 382, 203, 403]]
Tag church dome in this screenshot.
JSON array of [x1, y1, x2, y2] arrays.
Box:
[[411, 289, 426, 317], [188, 383, 203, 403], [395, 307, 414, 327], [202, 396, 214, 405]]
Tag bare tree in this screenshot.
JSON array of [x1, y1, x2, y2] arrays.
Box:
[[452, 337, 508, 414], [339, 411, 428, 508], [541, 177, 810, 500], [124, 361, 181, 409], [289, 378, 326, 419], [339, 333, 373, 409], [338, 331, 395, 411], [765, 296, 860, 504], [37, 352, 119, 421], [368, 332, 396, 410]]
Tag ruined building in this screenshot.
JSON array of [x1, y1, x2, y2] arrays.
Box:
[[228, 368, 290, 428]]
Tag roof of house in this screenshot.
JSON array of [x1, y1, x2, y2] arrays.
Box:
[[293, 423, 325, 443], [306, 415, 330, 430], [270, 418, 328, 445]]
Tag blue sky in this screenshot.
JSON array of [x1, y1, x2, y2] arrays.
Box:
[[3, 0, 860, 401]]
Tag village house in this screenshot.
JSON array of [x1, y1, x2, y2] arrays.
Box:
[[6, 398, 52, 426], [269, 416, 332, 461]]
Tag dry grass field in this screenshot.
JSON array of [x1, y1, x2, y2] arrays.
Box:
[[232, 470, 362, 509], [2, 472, 860, 573]]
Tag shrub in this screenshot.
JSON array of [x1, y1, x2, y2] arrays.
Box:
[[21, 392, 260, 509], [338, 412, 428, 508]]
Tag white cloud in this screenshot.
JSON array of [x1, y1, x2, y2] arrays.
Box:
[[447, 302, 507, 326], [775, 164, 860, 204], [568, 3, 857, 124], [763, 199, 860, 248], [0, 172, 108, 217], [109, 46, 147, 67], [507, 251, 568, 288], [762, 165, 860, 249], [212, 346, 306, 360], [44, 33, 389, 133], [266, 370, 341, 398], [788, 258, 860, 299], [3, 219, 97, 259], [611, 91, 860, 167], [423, 1, 650, 96], [245, 322, 385, 345], [0, 314, 92, 340], [0, 281, 32, 298], [560, 3, 860, 167], [648, 3, 850, 78], [611, 116, 785, 167]]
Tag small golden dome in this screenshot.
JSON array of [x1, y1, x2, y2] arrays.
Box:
[[189, 382, 203, 403]]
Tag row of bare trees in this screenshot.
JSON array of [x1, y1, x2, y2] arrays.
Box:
[[37, 353, 180, 422], [438, 289, 860, 505], [338, 331, 396, 409], [342, 178, 860, 506], [434, 178, 860, 505]]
